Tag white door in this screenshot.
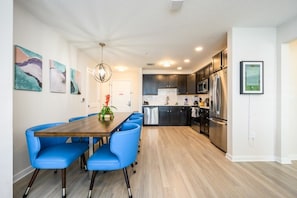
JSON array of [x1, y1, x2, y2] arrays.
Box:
[[111, 80, 131, 112], [86, 68, 100, 114]]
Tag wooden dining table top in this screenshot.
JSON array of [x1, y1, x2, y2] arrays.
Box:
[[34, 112, 133, 137]]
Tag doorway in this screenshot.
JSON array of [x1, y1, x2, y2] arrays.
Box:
[[86, 67, 100, 114], [111, 80, 131, 112]]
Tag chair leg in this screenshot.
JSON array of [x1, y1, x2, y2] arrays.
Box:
[[80, 153, 87, 171], [61, 168, 66, 198], [23, 169, 40, 198], [99, 138, 104, 146], [123, 168, 133, 198], [130, 163, 136, 174], [88, 171, 98, 198]]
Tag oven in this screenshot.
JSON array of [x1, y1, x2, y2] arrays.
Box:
[[190, 106, 200, 132]]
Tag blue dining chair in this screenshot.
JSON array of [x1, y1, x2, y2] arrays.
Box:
[[125, 116, 143, 170], [69, 116, 101, 146], [130, 112, 143, 119], [23, 122, 89, 198], [87, 122, 140, 198], [88, 113, 98, 117], [126, 116, 143, 130], [126, 116, 143, 143]]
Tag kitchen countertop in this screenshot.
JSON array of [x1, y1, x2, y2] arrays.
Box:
[[143, 104, 210, 109], [142, 105, 192, 107]]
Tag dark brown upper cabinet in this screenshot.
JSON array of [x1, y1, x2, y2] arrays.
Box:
[[143, 74, 158, 95], [156, 74, 178, 88], [186, 73, 196, 94], [211, 48, 227, 73]]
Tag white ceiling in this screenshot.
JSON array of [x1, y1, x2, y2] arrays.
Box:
[[15, 0, 297, 73]]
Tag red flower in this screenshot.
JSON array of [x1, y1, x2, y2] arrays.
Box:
[[105, 94, 110, 106]]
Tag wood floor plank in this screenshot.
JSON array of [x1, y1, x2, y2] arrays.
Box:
[[14, 126, 297, 198]]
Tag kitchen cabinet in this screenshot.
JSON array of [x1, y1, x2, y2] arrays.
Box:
[[222, 48, 228, 68], [187, 73, 196, 94], [212, 51, 222, 73], [177, 75, 187, 94], [143, 74, 195, 95], [196, 69, 203, 82], [156, 74, 178, 88], [211, 48, 227, 73], [159, 106, 191, 126], [196, 64, 210, 82], [143, 75, 158, 95], [177, 74, 196, 95]]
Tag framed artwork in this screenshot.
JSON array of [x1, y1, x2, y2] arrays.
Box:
[[240, 61, 264, 94], [14, 45, 42, 91], [49, 60, 66, 93], [70, 68, 81, 95]]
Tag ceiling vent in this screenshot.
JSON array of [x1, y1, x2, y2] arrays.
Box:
[[146, 63, 155, 66], [170, 0, 184, 11]]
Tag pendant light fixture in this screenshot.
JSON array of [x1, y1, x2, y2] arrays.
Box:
[[93, 42, 112, 83]]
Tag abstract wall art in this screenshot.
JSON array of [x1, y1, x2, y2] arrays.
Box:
[[14, 45, 42, 91], [70, 68, 81, 95], [49, 60, 66, 93]]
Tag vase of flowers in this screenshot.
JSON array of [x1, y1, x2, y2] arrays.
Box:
[[99, 94, 116, 121]]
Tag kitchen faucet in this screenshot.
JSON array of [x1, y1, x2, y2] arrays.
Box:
[[165, 96, 169, 105]]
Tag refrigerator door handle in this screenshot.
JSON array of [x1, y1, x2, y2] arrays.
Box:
[[215, 75, 222, 115], [209, 118, 227, 125]]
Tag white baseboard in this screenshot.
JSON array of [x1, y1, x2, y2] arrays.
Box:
[[225, 152, 297, 164], [13, 166, 34, 183], [275, 156, 292, 164], [289, 154, 297, 161], [225, 153, 276, 162]]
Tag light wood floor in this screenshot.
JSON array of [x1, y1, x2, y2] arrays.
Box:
[[14, 126, 297, 198]]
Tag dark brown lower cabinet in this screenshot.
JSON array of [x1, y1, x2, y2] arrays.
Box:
[[159, 106, 191, 126]]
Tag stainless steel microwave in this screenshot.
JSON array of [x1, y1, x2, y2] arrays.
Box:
[[197, 79, 209, 93]]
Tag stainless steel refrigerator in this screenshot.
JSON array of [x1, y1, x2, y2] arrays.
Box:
[[209, 68, 227, 152]]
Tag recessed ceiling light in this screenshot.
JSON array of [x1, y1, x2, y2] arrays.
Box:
[[163, 62, 171, 67], [195, 46, 203, 52], [115, 66, 127, 72], [177, 67, 182, 70], [184, 59, 190, 63]]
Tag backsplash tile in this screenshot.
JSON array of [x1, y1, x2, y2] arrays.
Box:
[[143, 88, 208, 106]]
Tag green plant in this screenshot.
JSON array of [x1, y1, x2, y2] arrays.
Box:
[[99, 94, 117, 119]]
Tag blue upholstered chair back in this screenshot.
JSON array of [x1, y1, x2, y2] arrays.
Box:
[[130, 112, 143, 119], [69, 116, 87, 122], [88, 113, 98, 117], [126, 116, 143, 127], [25, 122, 67, 167], [110, 122, 140, 168]]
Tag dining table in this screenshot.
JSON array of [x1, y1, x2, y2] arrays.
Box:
[[34, 112, 133, 158]]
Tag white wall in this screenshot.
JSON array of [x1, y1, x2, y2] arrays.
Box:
[[13, 4, 93, 181], [277, 16, 297, 163], [0, 0, 13, 196], [227, 28, 277, 161], [99, 68, 143, 113]]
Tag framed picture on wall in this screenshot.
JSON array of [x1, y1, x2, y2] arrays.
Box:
[[14, 45, 42, 91], [70, 68, 81, 95], [240, 61, 264, 94]]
